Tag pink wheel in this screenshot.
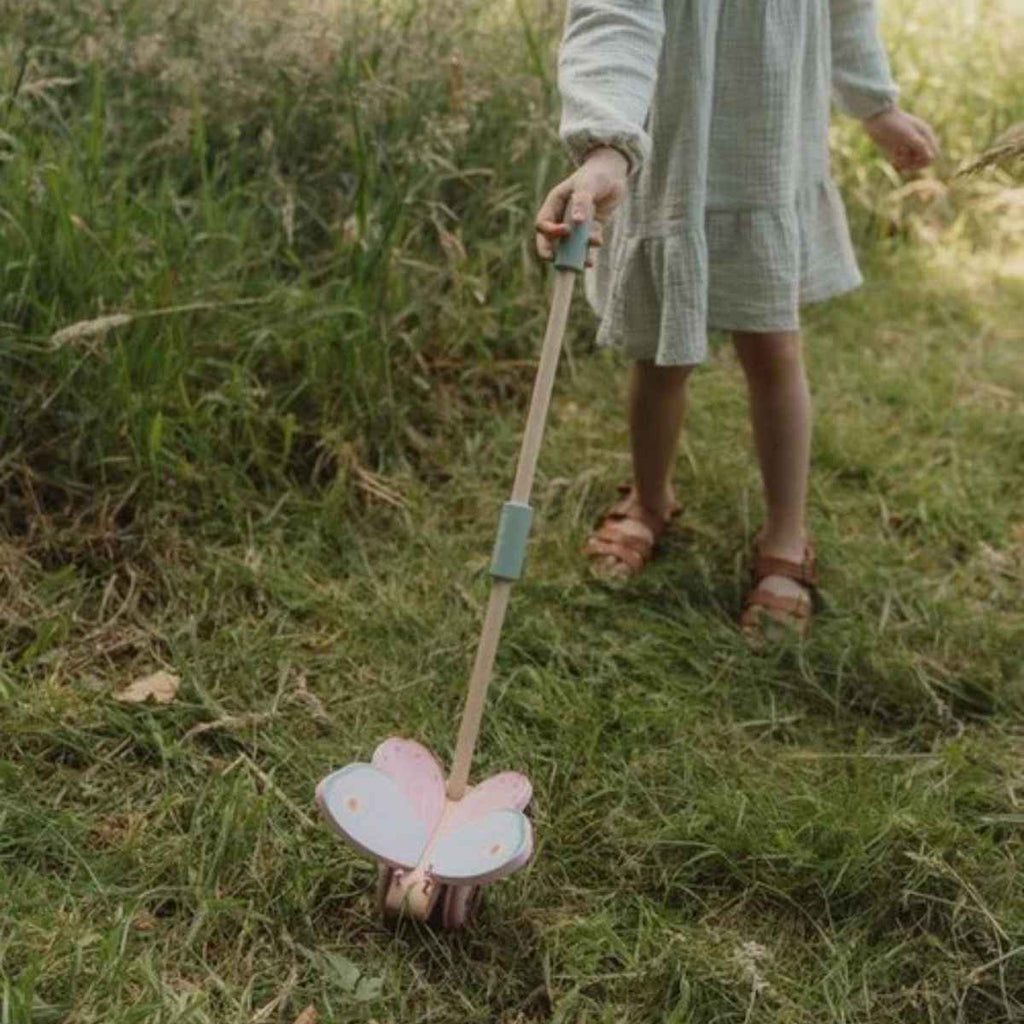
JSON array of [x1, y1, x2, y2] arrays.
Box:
[[441, 884, 482, 930]]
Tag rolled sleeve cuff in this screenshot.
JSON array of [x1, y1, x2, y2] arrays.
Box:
[[834, 84, 898, 120], [561, 126, 650, 176]]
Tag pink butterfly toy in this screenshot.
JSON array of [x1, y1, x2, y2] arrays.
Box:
[[316, 738, 533, 928], [314, 218, 591, 929]]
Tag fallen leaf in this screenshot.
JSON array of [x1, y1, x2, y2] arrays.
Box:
[[292, 1007, 318, 1024], [318, 951, 384, 1002], [321, 952, 360, 991], [113, 670, 180, 705]]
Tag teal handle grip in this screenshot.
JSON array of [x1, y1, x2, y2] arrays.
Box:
[[553, 217, 590, 273], [489, 501, 533, 581]]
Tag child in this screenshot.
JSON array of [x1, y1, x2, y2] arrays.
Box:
[[535, 0, 938, 638]]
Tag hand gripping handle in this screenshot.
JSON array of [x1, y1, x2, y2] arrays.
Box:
[[553, 216, 589, 273]]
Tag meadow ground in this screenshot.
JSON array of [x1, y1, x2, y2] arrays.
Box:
[[2, 1, 1023, 1021]]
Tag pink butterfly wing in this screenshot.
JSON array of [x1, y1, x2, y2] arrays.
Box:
[[446, 771, 532, 831], [371, 738, 447, 838]]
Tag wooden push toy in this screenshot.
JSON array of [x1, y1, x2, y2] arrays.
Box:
[[315, 220, 590, 929]]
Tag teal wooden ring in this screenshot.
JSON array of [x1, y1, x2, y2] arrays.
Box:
[[489, 501, 533, 581], [553, 218, 589, 273]]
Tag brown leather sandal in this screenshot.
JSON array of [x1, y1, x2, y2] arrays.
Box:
[[582, 481, 682, 579], [740, 539, 819, 639]]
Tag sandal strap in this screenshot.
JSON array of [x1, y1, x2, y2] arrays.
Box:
[[602, 503, 666, 539], [592, 525, 653, 555], [741, 587, 812, 623], [582, 536, 645, 572], [752, 545, 818, 589], [583, 481, 681, 574], [742, 535, 817, 637], [604, 480, 681, 537]]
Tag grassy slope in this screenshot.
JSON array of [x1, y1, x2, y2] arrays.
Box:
[[2, 1, 1023, 1022]]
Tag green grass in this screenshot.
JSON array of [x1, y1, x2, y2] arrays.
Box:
[[2, 0, 1024, 1021]]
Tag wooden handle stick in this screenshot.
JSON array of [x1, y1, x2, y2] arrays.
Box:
[[447, 267, 579, 800]]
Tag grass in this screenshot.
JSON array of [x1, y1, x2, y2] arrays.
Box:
[[2, 0, 1024, 1021]]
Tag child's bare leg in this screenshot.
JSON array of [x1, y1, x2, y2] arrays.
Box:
[[590, 360, 692, 578], [732, 330, 812, 604], [630, 360, 691, 513]]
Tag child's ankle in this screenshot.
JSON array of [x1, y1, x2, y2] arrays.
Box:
[[759, 525, 806, 559], [634, 488, 676, 519]]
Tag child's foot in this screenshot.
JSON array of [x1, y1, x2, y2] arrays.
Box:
[[583, 481, 681, 580], [740, 535, 818, 640]]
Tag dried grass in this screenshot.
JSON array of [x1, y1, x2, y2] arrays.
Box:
[[5, 0, 537, 154], [48, 300, 270, 350], [955, 121, 1024, 178]]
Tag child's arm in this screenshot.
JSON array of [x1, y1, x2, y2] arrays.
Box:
[[830, 0, 939, 172], [558, 0, 666, 175], [829, 0, 898, 120], [535, 0, 665, 261]]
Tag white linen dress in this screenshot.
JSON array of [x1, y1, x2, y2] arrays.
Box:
[[557, 0, 899, 365]]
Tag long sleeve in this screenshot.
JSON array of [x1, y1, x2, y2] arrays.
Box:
[[558, 0, 666, 174], [830, 0, 899, 119]]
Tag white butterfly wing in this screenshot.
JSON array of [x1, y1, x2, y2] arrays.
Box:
[[429, 809, 533, 885], [315, 763, 429, 869]]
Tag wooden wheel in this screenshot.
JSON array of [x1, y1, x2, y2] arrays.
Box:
[[377, 867, 444, 924], [375, 864, 395, 919], [441, 884, 482, 930]]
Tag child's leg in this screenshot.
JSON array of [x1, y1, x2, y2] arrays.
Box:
[[732, 330, 812, 607], [629, 360, 692, 516], [588, 360, 692, 578]]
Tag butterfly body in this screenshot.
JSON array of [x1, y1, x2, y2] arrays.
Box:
[[316, 737, 533, 926]]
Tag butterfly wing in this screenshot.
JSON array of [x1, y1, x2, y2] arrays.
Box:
[[315, 763, 429, 869], [319, 744, 533, 881], [429, 809, 533, 885], [447, 771, 532, 831], [371, 737, 447, 838]]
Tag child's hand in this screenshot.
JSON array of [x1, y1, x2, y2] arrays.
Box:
[[862, 107, 939, 173], [534, 147, 629, 265]]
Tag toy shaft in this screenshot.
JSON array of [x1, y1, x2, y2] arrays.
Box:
[[447, 268, 578, 801]]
